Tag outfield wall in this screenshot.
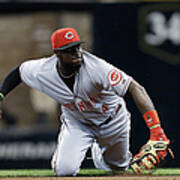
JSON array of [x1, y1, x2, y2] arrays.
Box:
[[93, 2, 180, 168]]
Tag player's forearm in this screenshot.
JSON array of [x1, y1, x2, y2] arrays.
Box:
[[128, 79, 155, 114], [128, 79, 168, 141], [0, 66, 22, 99]]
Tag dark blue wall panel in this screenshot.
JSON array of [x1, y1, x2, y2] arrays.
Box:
[[93, 3, 180, 167]]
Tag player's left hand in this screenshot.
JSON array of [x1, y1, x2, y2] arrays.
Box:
[[130, 128, 174, 174]]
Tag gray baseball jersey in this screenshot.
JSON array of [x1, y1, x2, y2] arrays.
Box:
[[19, 50, 132, 176]]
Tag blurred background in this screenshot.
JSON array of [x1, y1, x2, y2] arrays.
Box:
[[0, 0, 179, 170]]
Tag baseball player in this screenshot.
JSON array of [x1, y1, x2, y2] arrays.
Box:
[[0, 28, 171, 176]]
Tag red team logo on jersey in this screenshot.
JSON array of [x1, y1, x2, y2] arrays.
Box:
[[108, 69, 122, 86]]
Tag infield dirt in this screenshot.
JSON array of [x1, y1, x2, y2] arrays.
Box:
[[1, 176, 180, 180]]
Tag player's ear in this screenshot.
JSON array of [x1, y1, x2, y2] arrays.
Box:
[[54, 49, 58, 54]]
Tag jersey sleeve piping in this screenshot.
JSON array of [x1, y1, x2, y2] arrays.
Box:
[[121, 77, 132, 97]]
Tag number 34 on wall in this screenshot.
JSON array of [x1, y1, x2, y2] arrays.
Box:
[[145, 12, 180, 46]]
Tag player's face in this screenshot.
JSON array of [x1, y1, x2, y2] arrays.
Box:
[[55, 45, 83, 71]]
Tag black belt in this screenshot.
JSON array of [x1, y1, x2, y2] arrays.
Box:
[[100, 104, 121, 126], [100, 116, 112, 126]]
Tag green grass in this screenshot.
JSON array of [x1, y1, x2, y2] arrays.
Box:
[[0, 168, 179, 177]]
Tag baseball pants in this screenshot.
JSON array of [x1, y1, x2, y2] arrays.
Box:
[[51, 115, 132, 176]]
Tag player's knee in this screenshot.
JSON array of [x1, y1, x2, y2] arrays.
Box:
[[52, 161, 79, 176]]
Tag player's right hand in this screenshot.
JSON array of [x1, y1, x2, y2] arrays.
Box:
[[0, 101, 3, 119]]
